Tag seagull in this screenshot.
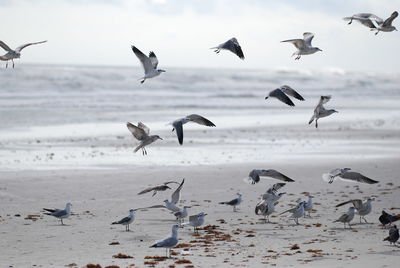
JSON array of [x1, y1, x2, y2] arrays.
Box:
[[126, 122, 162, 155], [322, 168, 379, 184], [219, 193, 242, 212], [303, 196, 314, 218], [333, 207, 356, 229], [265, 85, 305, 106], [150, 224, 181, 258], [112, 209, 137, 231], [336, 198, 373, 223], [281, 32, 322, 60], [372, 11, 398, 34], [182, 212, 207, 233], [138, 181, 180, 196], [246, 169, 295, 184], [262, 183, 286, 202], [210, 38, 245, 59], [174, 206, 190, 224], [308, 95, 338, 128], [43, 202, 72, 225], [131, 45, 165, 83], [343, 12, 398, 35], [280, 201, 306, 225], [255, 199, 277, 222], [383, 225, 399, 245], [0, 40, 47, 68], [379, 211, 400, 228], [170, 114, 216, 145]]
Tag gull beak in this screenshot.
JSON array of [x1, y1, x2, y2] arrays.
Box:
[[159, 137, 163, 140], [265, 96, 269, 100]]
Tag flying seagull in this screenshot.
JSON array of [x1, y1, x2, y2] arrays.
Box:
[[150, 224, 181, 258], [322, 168, 379, 184], [246, 169, 295, 184], [138, 181, 180, 196], [308, 95, 338, 128], [372, 11, 398, 34], [379, 211, 400, 228], [383, 225, 399, 245], [280, 201, 306, 225], [43, 202, 72, 225], [281, 32, 322, 60], [170, 114, 216, 145], [333, 207, 356, 229], [0, 40, 47, 68], [182, 212, 207, 233], [262, 183, 286, 202], [265, 85, 305, 106], [336, 198, 373, 223], [210, 38, 245, 60], [112, 209, 137, 231], [219, 193, 242, 212], [344, 11, 398, 35], [126, 122, 162, 155], [131, 45, 165, 83]]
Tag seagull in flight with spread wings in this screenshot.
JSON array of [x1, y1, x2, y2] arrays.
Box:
[[265, 85, 305, 106], [210, 38, 245, 60], [309, 95, 338, 128], [126, 122, 162, 155], [322, 168, 379, 184], [281, 32, 322, 60], [0, 40, 47, 68], [170, 114, 216, 145], [344, 11, 398, 35], [131, 45, 165, 83], [246, 169, 295, 184], [138, 181, 181, 196]]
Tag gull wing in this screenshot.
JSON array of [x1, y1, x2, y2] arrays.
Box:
[[173, 120, 184, 145], [280, 85, 305, 101], [131, 45, 155, 73], [279, 205, 297, 215], [303, 32, 314, 47], [171, 179, 185, 204], [113, 216, 131, 224], [340, 171, 379, 184], [268, 88, 295, 106], [43, 208, 58, 213], [51, 209, 67, 217], [0, 41, 12, 52], [318, 95, 332, 106], [127, 122, 148, 141], [186, 114, 216, 127], [138, 122, 150, 135], [257, 169, 295, 182], [281, 38, 306, 50], [266, 183, 286, 194], [221, 38, 245, 59], [148, 51, 159, 69], [137, 185, 159, 195], [383, 11, 398, 27], [15, 40, 47, 53], [188, 214, 198, 222], [335, 199, 362, 208], [164, 181, 180, 185]]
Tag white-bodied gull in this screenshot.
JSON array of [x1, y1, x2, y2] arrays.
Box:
[[126, 122, 162, 155], [281, 32, 322, 60], [280, 201, 306, 225], [170, 114, 216, 145], [182, 212, 207, 233], [43, 202, 72, 225], [246, 169, 295, 184], [344, 11, 398, 35], [138, 181, 180, 196], [308, 95, 338, 128], [131, 45, 165, 83], [150, 224, 182, 258], [112, 209, 137, 231], [333, 207, 356, 229], [219, 193, 242, 212], [322, 168, 379, 184], [336, 198, 373, 223], [0, 40, 47, 68]]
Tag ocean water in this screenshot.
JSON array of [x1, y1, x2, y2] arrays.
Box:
[[0, 64, 399, 170]]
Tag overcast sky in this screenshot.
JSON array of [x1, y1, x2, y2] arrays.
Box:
[[1, 0, 399, 71]]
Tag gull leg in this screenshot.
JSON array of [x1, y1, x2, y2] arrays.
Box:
[[375, 30, 379, 35], [61, 219, 64, 225], [6, 61, 8, 68], [348, 19, 353, 25], [12, 59, 14, 68], [141, 79, 145, 84], [315, 119, 318, 128], [348, 223, 352, 229], [362, 216, 368, 224]]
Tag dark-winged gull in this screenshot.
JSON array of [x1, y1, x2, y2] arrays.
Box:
[[280, 201, 306, 225], [308, 95, 338, 128], [126, 122, 162, 155], [255, 199, 277, 222], [246, 169, 295, 184], [336, 198, 373, 223], [281, 32, 322, 60], [210, 38, 245, 59], [265, 85, 305, 106], [262, 183, 286, 202], [138, 181, 180, 196], [333, 207, 356, 229], [131, 45, 165, 83], [0, 40, 47, 68], [383, 225, 399, 245], [379, 211, 400, 228], [150, 224, 181, 258], [219, 193, 242, 212], [170, 114, 216, 145], [344, 11, 398, 35], [182, 212, 207, 233], [112, 209, 137, 231], [322, 168, 379, 184], [43, 202, 72, 225]]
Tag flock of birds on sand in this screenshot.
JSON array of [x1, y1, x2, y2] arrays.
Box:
[[2, 10, 400, 258]]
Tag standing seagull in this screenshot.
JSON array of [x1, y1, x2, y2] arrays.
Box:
[[383, 225, 399, 245], [336, 198, 373, 223], [131, 45, 165, 83], [150, 224, 181, 258], [219, 193, 242, 212], [333, 207, 356, 229], [174, 206, 190, 224], [303, 196, 314, 217], [322, 168, 379, 184], [126, 122, 162, 155], [138, 181, 180, 196], [182, 212, 207, 233], [210, 38, 245, 60], [112, 209, 137, 231], [265, 85, 305, 107], [170, 114, 216, 145], [281, 32, 322, 60], [0, 40, 47, 68], [309, 96, 338, 128], [255, 199, 277, 222], [43, 202, 72, 225], [280, 201, 306, 225], [246, 169, 295, 184]]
